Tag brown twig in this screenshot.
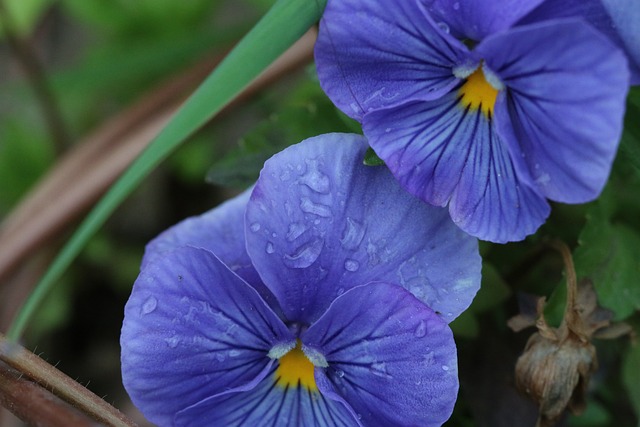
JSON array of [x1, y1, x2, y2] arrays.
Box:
[[0, 361, 98, 427], [0, 1, 70, 155], [0, 333, 137, 426]]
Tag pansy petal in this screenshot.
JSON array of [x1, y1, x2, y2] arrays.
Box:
[[121, 246, 293, 427], [365, 93, 549, 243], [315, 0, 468, 120], [519, 0, 640, 83], [141, 188, 277, 307], [448, 107, 551, 242], [364, 96, 472, 208], [142, 187, 265, 288], [426, 0, 545, 41], [600, 0, 640, 83], [175, 364, 359, 426], [302, 283, 458, 427], [480, 20, 629, 203], [246, 133, 480, 324]]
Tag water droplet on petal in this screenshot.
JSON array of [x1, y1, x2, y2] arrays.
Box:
[[141, 296, 157, 315], [229, 349, 241, 358], [284, 238, 324, 268], [216, 353, 226, 362], [371, 362, 392, 378], [300, 197, 332, 218], [298, 159, 331, 194], [344, 259, 360, 272], [442, 365, 450, 371], [165, 335, 180, 348], [286, 222, 307, 242], [335, 369, 345, 378], [436, 21, 450, 34], [414, 320, 428, 338], [340, 217, 366, 250], [337, 287, 345, 296], [250, 222, 261, 232], [266, 242, 275, 254]]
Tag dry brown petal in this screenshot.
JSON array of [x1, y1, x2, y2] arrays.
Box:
[[515, 333, 596, 427], [510, 241, 631, 427]]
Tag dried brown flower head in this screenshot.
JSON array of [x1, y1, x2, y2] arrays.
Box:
[[508, 241, 631, 427]]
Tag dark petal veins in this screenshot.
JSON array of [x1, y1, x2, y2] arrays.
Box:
[[480, 20, 629, 202], [365, 93, 549, 243], [121, 247, 293, 426], [303, 283, 459, 427], [315, 0, 468, 120], [175, 365, 358, 426]]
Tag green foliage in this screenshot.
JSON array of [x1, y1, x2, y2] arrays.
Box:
[[61, 0, 217, 36], [207, 74, 354, 188], [623, 324, 640, 423], [0, 0, 53, 37], [573, 203, 640, 320], [619, 88, 640, 174], [0, 121, 54, 212], [363, 147, 385, 166], [450, 262, 510, 338]]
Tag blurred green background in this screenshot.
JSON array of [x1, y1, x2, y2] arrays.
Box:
[[1, 0, 639, 426]]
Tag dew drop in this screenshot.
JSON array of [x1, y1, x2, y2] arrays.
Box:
[[371, 362, 392, 378], [414, 320, 428, 338], [298, 159, 331, 194], [165, 336, 180, 349], [436, 21, 450, 33], [300, 197, 332, 218], [283, 238, 324, 268], [216, 353, 226, 362], [266, 242, 275, 254], [229, 349, 241, 358], [286, 222, 307, 242], [340, 217, 366, 250], [250, 222, 261, 232], [141, 296, 157, 315], [335, 369, 345, 378], [337, 287, 345, 296], [344, 259, 360, 272], [442, 365, 450, 371]]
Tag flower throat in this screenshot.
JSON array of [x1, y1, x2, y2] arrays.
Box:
[[459, 67, 499, 117], [275, 340, 318, 391]]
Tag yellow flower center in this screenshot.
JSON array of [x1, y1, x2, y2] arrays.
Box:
[[275, 340, 317, 391], [458, 67, 499, 117]]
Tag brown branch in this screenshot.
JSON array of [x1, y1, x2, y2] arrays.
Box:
[[0, 333, 137, 426], [0, 28, 317, 287], [1, 361, 98, 427]]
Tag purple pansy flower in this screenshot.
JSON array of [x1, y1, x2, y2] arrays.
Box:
[[315, 0, 631, 243], [121, 133, 481, 426]]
